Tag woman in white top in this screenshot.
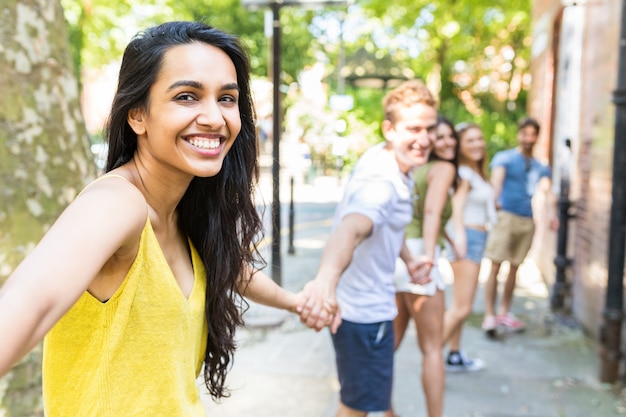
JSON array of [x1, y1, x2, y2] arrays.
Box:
[[442, 122, 497, 372]]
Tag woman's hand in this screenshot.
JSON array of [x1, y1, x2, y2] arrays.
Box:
[[406, 255, 433, 285], [297, 279, 342, 334]]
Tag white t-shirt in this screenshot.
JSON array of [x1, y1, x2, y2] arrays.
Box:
[[334, 143, 413, 323], [458, 165, 497, 227]]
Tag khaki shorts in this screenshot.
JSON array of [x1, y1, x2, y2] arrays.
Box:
[[484, 211, 535, 266]]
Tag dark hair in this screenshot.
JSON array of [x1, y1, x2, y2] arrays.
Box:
[[456, 122, 489, 180], [517, 117, 540, 134], [429, 115, 460, 190], [104, 21, 263, 400]]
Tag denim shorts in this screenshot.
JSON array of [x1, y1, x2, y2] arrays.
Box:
[[447, 227, 488, 264], [331, 319, 394, 412]]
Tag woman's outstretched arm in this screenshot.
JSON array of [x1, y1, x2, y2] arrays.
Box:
[[0, 178, 147, 377]]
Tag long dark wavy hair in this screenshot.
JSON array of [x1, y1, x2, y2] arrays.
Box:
[[103, 21, 264, 400], [429, 115, 461, 190]]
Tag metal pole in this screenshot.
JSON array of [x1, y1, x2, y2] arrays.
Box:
[[288, 176, 295, 255], [337, 12, 345, 95], [551, 139, 573, 311], [599, 0, 626, 384], [270, 2, 282, 285]]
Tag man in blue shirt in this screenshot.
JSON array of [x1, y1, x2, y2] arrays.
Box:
[[481, 117, 558, 337]]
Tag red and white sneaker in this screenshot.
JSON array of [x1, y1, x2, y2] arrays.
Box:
[[497, 313, 526, 333]]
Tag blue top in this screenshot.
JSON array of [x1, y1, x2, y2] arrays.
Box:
[[491, 148, 551, 218]]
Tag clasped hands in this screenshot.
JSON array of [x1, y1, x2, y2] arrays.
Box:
[[406, 254, 433, 285], [294, 256, 433, 334], [296, 279, 342, 334]]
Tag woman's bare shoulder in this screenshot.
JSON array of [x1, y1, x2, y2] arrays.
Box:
[[67, 174, 149, 243], [81, 174, 146, 208], [429, 160, 456, 180]]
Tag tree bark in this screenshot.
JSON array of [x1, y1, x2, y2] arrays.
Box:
[[0, 0, 96, 415]]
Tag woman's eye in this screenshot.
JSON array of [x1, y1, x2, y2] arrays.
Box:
[[220, 95, 238, 103], [176, 93, 196, 101]]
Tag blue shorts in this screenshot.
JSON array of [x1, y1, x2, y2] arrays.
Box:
[[331, 319, 394, 412], [447, 227, 488, 264]]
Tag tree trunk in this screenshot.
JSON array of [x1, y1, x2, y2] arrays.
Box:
[[0, 0, 97, 415]]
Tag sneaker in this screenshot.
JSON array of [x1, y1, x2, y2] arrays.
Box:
[[497, 312, 526, 332], [482, 315, 498, 338], [445, 351, 485, 372]]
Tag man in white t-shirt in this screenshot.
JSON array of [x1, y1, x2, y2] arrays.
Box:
[[298, 80, 438, 417]]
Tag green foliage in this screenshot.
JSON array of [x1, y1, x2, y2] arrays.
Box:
[[177, 0, 269, 75], [186, 3, 346, 88], [61, 0, 177, 71], [61, 0, 325, 85], [355, 0, 533, 155], [346, 85, 385, 143], [60, 0, 533, 166]]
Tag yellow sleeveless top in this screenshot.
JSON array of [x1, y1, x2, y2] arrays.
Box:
[[42, 214, 208, 416]]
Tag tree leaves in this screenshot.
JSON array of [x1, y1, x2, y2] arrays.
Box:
[[61, 0, 533, 152]]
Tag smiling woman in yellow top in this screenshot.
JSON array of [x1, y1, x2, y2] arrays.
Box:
[[0, 21, 324, 416]]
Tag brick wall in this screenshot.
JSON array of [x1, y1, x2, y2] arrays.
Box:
[[527, 0, 563, 304], [530, 0, 622, 339]]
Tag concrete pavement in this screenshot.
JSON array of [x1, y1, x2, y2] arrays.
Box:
[[201, 174, 625, 417]]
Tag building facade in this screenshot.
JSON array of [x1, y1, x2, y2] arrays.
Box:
[[528, 0, 624, 376]]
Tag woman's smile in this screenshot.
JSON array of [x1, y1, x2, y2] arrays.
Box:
[[184, 134, 224, 151]]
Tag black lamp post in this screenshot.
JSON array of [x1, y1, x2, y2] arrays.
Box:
[[599, 0, 626, 384], [242, 0, 352, 285]]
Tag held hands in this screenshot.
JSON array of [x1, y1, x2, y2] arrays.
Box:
[[296, 279, 341, 334], [406, 255, 433, 285]]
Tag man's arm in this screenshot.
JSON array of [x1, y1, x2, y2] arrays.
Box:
[[538, 176, 560, 231], [297, 213, 373, 333]]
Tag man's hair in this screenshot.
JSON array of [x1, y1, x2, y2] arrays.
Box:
[[518, 117, 540, 134], [382, 80, 438, 124]]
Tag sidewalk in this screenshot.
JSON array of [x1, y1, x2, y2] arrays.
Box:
[[202, 173, 625, 417]]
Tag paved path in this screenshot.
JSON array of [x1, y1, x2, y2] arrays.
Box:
[[201, 173, 625, 417]]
